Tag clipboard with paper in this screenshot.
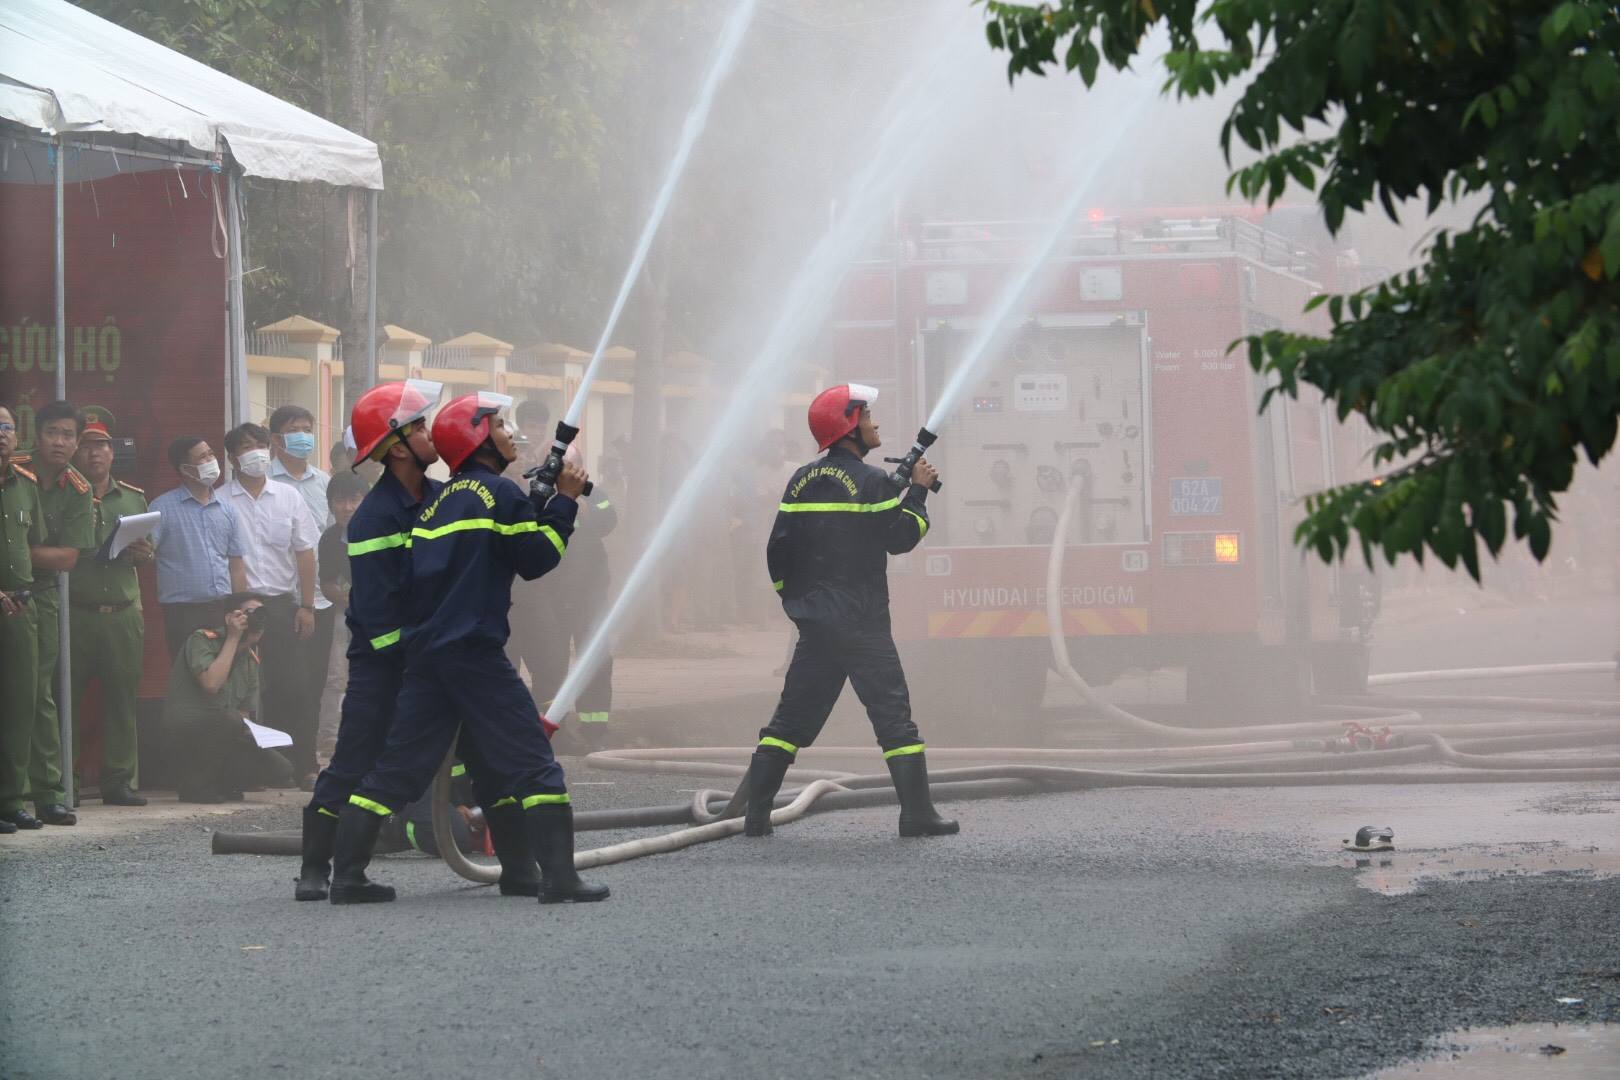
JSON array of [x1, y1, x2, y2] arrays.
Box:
[[95, 510, 160, 560]]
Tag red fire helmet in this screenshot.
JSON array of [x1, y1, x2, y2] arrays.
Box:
[[807, 382, 880, 450], [350, 379, 443, 463], [432, 391, 514, 472]]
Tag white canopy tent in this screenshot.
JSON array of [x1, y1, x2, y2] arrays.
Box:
[[0, 0, 383, 805], [0, 0, 384, 424], [0, 0, 382, 187]]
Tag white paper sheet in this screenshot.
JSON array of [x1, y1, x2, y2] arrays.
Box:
[[243, 719, 293, 749], [104, 510, 160, 559]]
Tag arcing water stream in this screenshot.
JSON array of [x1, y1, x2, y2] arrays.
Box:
[[921, 80, 1161, 434], [544, 12, 987, 725], [563, 0, 758, 428]]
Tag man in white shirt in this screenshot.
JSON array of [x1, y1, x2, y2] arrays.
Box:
[[267, 405, 339, 743], [223, 422, 323, 787]]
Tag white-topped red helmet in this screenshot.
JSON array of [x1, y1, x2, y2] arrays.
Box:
[[807, 383, 879, 450]]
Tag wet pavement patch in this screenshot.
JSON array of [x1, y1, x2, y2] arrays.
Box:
[[1363, 1022, 1619, 1077], [1024, 875, 1620, 1079], [1347, 844, 1620, 896]]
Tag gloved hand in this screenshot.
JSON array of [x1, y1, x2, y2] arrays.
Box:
[[558, 461, 589, 500]]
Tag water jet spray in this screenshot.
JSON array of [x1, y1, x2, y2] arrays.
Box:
[[537, 14, 987, 728], [562, 0, 757, 433], [521, 0, 757, 505], [920, 84, 1157, 435]]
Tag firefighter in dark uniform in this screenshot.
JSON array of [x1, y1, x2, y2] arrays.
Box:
[[296, 380, 446, 900], [741, 383, 958, 838], [295, 382, 543, 903], [381, 761, 482, 857], [331, 392, 610, 905], [69, 408, 153, 806]]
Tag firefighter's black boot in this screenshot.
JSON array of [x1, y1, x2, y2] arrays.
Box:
[[524, 803, 610, 904], [485, 801, 541, 897], [294, 805, 338, 901], [887, 752, 959, 837], [742, 747, 794, 837], [328, 804, 397, 904]]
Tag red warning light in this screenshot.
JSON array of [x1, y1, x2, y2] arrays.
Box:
[[1087, 207, 1106, 222]]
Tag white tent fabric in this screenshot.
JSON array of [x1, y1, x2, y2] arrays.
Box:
[[0, 0, 382, 189]]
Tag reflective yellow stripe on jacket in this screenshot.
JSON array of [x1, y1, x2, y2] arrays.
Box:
[[777, 497, 901, 514], [347, 531, 411, 556], [411, 518, 566, 556]]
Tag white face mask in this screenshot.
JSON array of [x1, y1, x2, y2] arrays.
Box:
[[187, 458, 221, 485], [237, 448, 272, 478]]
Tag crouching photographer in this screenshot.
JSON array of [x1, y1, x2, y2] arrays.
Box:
[[163, 592, 294, 803]]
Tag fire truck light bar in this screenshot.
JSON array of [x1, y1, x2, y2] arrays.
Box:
[[1163, 531, 1243, 567]]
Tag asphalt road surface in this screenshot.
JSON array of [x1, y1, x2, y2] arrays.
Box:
[[3, 597, 1617, 1079], [3, 766, 1618, 1079]]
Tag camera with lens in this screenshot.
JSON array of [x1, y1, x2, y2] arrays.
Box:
[[242, 605, 267, 634]]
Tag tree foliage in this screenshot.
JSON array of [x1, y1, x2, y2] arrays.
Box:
[[982, 1, 1620, 578], [80, 0, 639, 344]]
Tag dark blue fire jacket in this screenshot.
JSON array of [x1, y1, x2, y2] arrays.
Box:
[[406, 461, 576, 655], [344, 469, 444, 659], [766, 445, 929, 628]]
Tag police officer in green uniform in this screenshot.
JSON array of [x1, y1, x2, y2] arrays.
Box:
[[163, 593, 294, 802], [0, 402, 46, 833], [20, 401, 95, 827], [69, 407, 153, 806]]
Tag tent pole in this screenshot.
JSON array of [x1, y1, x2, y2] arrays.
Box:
[[54, 134, 73, 810], [366, 188, 379, 388], [226, 169, 248, 426]]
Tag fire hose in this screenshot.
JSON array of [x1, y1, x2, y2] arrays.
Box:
[[212, 474, 1620, 881]]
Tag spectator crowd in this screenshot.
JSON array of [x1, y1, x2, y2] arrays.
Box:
[[0, 398, 361, 827], [0, 393, 797, 832]]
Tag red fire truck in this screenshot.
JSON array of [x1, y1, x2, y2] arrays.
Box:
[[828, 210, 1380, 726]]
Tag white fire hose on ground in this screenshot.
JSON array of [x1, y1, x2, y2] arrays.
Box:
[[410, 477, 1617, 884], [212, 481, 1619, 881]]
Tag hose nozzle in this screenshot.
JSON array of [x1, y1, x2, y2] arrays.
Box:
[[884, 427, 942, 493], [524, 421, 594, 503]]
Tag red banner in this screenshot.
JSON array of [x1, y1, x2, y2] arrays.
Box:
[[0, 164, 228, 699]]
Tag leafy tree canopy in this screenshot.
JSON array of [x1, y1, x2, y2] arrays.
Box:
[[982, 0, 1619, 579]]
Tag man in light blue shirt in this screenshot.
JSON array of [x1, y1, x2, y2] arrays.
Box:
[[150, 435, 249, 661], [267, 405, 331, 528]]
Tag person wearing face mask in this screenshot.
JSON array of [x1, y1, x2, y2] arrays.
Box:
[[267, 405, 331, 528], [222, 422, 323, 787], [267, 407, 341, 774], [151, 436, 250, 662]]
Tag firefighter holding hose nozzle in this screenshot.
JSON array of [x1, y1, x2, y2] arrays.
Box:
[[297, 380, 532, 902], [328, 392, 610, 905], [740, 383, 958, 838]]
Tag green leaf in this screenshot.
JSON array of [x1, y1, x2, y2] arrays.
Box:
[[980, 0, 1619, 576], [1602, 206, 1620, 280], [1527, 512, 1551, 561], [1477, 498, 1506, 554]]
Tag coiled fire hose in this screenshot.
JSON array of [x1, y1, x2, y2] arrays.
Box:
[[212, 478, 1619, 879]]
